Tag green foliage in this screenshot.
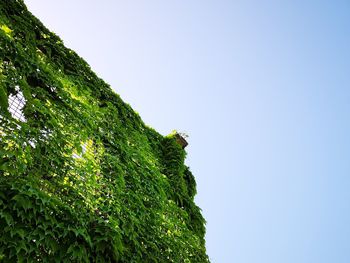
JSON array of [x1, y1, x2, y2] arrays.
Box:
[[0, 1, 209, 262]]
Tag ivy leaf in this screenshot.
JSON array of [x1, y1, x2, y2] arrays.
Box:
[[67, 243, 86, 260], [12, 195, 32, 211], [14, 228, 26, 239], [0, 158, 10, 171], [0, 85, 9, 115], [0, 211, 13, 226], [0, 25, 12, 35], [15, 240, 28, 254]]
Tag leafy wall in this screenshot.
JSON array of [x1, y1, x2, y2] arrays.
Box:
[[0, 1, 209, 262]]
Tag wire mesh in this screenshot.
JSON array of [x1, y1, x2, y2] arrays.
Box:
[[8, 89, 26, 122], [1, 88, 95, 160]]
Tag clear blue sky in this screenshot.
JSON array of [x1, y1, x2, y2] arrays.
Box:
[[25, 1, 350, 262]]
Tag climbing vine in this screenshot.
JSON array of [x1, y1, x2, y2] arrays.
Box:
[[0, 1, 208, 262]]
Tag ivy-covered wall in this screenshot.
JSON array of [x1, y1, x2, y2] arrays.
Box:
[[0, 1, 209, 262]]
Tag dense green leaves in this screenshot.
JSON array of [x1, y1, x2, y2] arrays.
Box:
[[0, 1, 209, 262]]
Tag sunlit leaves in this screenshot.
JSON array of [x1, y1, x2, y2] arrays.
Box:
[[0, 24, 12, 37]]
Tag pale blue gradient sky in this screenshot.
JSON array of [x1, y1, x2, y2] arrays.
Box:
[[25, 1, 350, 262]]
